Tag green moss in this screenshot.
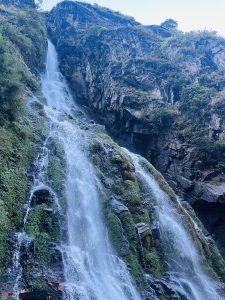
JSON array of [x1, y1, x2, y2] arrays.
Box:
[[143, 248, 164, 277], [106, 211, 123, 253], [48, 155, 63, 191], [206, 244, 225, 281], [25, 265, 37, 275], [26, 204, 60, 266], [119, 211, 137, 252], [114, 180, 142, 206], [47, 141, 65, 193], [91, 154, 106, 173], [26, 204, 60, 240], [32, 278, 48, 291], [140, 158, 176, 202], [0, 120, 40, 272], [133, 208, 151, 224], [124, 252, 145, 287], [35, 233, 51, 266], [89, 139, 104, 153], [0, 3, 47, 273]]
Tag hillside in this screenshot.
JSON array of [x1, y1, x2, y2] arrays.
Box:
[[47, 1, 225, 256], [1, 1, 225, 299]]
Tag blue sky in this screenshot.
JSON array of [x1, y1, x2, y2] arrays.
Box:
[[42, 0, 225, 36]]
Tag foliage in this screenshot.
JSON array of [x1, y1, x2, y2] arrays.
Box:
[[180, 84, 213, 117], [161, 19, 178, 30], [26, 203, 60, 266], [0, 33, 22, 123], [89, 139, 104, 154], [146, 107, 177, 135], [47, 138, 66, 195], [0, 4, 47, 273], [143, 248, 164, 277], [124, 252, 145, 287], [106, 211, 123, 253], [32, 278, 48, 291]]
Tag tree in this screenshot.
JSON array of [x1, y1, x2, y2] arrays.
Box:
[[161, 19, 178, 30]]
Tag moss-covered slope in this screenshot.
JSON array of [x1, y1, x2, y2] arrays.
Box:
[[87, 125, 225, 296], [0, 0, 47, 277]]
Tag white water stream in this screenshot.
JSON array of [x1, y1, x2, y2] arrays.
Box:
[[10, 39, 223, 300], [126, 150, 222, 300], [41, 40, 141, 300]]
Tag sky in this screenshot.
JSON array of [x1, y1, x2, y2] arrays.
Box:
[[42, 0, 225, 36]]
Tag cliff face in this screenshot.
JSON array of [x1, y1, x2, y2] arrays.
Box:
[[1, 1, 225, 298], [46, 1, 225, 254]]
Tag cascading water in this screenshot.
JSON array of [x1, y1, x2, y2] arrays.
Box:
[[125, 150, 222, 300], [40, 40, 141, 300], [10, 39, 223, 300], [10, 135, 55, 298]]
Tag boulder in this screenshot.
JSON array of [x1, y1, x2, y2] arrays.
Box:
[[110, 198, 129, 214], [194, 182, 225, 204], [135, 223, 150, 235]]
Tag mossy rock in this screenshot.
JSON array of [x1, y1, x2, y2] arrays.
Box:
[[32, 278, 49, 291], [26, 204, 59, 239], [106, 211, 123, 254], [48, 153, 65, 193], [140, 158, 176, 202], [133, 208, 151, 224], [143, 248, 164, 277], [206, 244, 225, 282], [124, 252, 145, 288], [35, 233, 51, 266], [26, 204, 60, 266], [119, 211, 137, 253], [114, 180, 142, 206], [0, 117, 42, 272], [89, 139, 104, 154]]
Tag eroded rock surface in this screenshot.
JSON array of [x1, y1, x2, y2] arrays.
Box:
[[46, 1, 225, 253]]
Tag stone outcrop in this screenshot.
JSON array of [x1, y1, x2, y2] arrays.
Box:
[[46, 1, 225, 254]]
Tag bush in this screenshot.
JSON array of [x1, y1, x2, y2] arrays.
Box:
[[180, 84, 213, 118], [146, 107, 177, 135], [0, 33, 22, 123]]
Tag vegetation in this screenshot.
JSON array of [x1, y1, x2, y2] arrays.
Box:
[[145, 107, 178, 135], [32, 278, 48, 291], [89, 128, 167, 286], [0, 3, 47, 273]]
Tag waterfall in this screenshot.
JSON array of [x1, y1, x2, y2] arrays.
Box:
[[40, 40, 141, 300], [9, 39, 223, 300], [125, 150, 221, 300], [10, 136, 55, 298]]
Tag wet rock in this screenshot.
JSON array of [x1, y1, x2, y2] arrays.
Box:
[[47, 279, 65, 293], [136, 223, 152, 250], [31, 188, 54, 206], [46, 0, 225, 263], [110, 198, 129, 214], [146, 274, 184, 300], [19, 290, 62, 300], [194, 182, 225, 204], [135, 223, 150, 235], [120, 234, 130, 257], [176, 175, 193, 191]]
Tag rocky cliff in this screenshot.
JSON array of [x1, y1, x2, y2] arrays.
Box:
[[1, 1, 225, 299], [46, 1, 225, 255]]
